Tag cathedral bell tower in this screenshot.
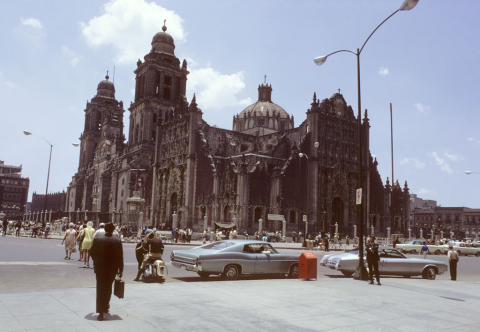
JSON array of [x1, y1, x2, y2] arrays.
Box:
[[78, 73, 124, 171], [128, 22, 189, 148]]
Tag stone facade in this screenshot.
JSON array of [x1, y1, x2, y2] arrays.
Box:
[[66, 25, 410, 236], [30, 191, 66, 212]]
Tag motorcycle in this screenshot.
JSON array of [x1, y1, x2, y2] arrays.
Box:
[[141, 254, 167, 283]]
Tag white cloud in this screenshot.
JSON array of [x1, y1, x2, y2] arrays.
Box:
[[61, 46, 81, 67], [444, 152, 462, 162], [187, 67, 252, 109], [379, 67, 389, 75], [414, 102, 430, 114], [5, 81, 16, 87], [427, 152, 452, 174], [20, 17, 43, 30], [80, 0, 186, 64], [418, 188, 437, 196], [466, 137, 480, 144], [399, 157, 425, 169]]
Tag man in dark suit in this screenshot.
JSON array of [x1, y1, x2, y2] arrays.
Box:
[[366, 235, 381, 285], [89, 223, 124, 321]]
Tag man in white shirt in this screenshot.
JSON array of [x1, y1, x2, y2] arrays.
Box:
[[94, 223, 105, 239]]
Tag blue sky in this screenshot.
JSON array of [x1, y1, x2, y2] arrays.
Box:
[[1, 0, 479, 208]]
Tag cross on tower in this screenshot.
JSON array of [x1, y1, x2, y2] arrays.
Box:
[[338, 88, 341, 94], [264, 75, 266, 84], [164, 19, 166, 26]]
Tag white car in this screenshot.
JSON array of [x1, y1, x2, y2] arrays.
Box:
[[441, 241, 480, 256], [396, 239, 444, 255], [320, 248, 448, 280]]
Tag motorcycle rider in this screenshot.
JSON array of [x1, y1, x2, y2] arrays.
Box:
[[133, 229, 164, 281]]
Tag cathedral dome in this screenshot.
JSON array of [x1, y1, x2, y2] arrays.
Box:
[[233, 81, 294, 134], [96, 74, 115, 99], [239, 101, 289, 119], [151, 23, 175, 55]]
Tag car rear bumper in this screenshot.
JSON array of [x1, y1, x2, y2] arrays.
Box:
[[171, 261, 202, 272]]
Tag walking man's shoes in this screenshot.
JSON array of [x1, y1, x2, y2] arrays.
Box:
[[369, 281, 374, 284], [97, 313, 104, 321]]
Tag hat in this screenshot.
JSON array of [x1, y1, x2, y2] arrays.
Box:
[[145, 229, 154, 237], [448, 245, 453, 249], [370, 235, 376, 240]]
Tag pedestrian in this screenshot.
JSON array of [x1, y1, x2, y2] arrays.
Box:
[[61, 223, 77, 259], [420, 243, 430, 259], [89, 223, 124, 321], [447, 244, 459, 281], [346, 236, 350, 246], [291, 231, 297, 243], [2, 219, 8, 237], [393, 238, 397, 248], [15, 220, 22, 237], [324, 235, 329, 252], [81, 221, 95, 268], [366, 235, 381, 285], [94, 223, 106, 239], [44, 222, 51, 238]]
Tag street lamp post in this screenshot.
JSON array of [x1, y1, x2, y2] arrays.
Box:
[[298, 152, 308, 244], [23, 130, 79, 226], [313, 0, 419, 281]]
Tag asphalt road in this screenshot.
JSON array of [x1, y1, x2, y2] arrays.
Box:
[[1, 236, 479, 293]]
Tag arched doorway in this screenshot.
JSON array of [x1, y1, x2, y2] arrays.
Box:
[[289, 210, 296, 224], [332, 197, 343, 235]]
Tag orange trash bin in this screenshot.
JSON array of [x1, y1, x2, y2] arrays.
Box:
[[298, 252, 317, 280]]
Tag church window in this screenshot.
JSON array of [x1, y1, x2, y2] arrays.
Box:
[[258, 118, 265, 126], [164, 76, 172, 86], [152, 130, 156, 140], [122, 178, 125, 185], [163, 88, 171, 101], [240, 144, 248, 152], [280, 121, 286, 132], [156, 72, 161, 97]]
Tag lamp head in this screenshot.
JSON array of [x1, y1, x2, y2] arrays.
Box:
[[399, 0, 419, 11], [465, 171, 472, 174], [72, 143, 79, 147], [314, 142, 320, 148], [313, 56, 327, 66], [23, 130, 32, 136]]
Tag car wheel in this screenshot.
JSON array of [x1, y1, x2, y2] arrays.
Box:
[[222, 265, 240, 281], [422, 267, 436, 280], [410, 250, 416, 254], [476, 252, 480, 257], [435, 250, 441, 255], [288, 263, 299, 278], [197, 272, 210, 278]]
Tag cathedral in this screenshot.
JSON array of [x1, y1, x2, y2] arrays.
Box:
[[65, 24, 411, 237]]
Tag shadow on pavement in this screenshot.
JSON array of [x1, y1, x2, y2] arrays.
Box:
[[84, 313, 123, 321], [172, 274, 292, 283]]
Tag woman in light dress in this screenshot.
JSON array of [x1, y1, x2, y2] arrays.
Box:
[[61, 223, 77, 260], [80, 221, 95, 268]]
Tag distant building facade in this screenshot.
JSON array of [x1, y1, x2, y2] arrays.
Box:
[[66, 25, 411, 236], [30, 191, 67, 213], [0, 160, 29, 219]]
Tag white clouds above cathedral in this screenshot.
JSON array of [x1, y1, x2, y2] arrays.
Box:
[[80, 0, 186, 65]]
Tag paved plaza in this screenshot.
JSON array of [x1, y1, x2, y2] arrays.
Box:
[[1, 274, 480, 332]]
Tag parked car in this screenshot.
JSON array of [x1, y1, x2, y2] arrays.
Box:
[[441, 241, 480, 256], [170, 240, 300, 280], [320, 248, 448, 280], [395, 239, 444, 255]]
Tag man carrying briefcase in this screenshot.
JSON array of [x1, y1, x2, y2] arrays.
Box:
[[90, 223, 124, 321]]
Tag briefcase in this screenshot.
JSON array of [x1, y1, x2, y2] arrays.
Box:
[[114, 277, 124, 299]]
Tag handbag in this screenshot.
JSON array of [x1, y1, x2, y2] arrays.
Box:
[[114, 276, 124, 299], [72, 246, 77, 253]]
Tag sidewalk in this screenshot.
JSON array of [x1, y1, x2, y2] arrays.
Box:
[[11, 233, 354, 251], [1, 276, 479, 331]]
